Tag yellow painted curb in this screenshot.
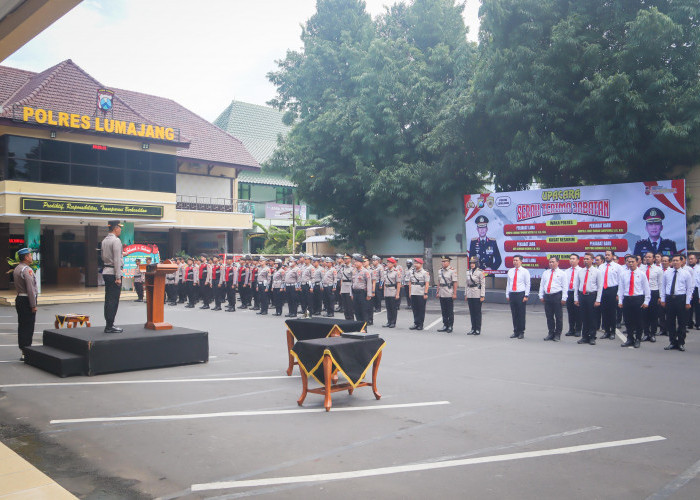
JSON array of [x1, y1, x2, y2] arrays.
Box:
[[0, 441, 77, 499]]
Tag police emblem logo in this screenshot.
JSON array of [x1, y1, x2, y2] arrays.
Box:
[[97, 89, 114, 112], [468, 201, 476, 208], [486, 196, 495, 208], [477, 199, 485, 208]]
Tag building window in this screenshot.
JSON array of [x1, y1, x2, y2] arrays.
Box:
[[276, 186, 294, 205], [0, 135, 176, 192], [238, 182, 251, 200]]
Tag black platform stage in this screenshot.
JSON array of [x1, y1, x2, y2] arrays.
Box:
[[24, 325, 208, 377]]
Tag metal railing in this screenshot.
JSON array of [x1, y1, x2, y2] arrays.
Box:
[[176, 195, 254, 214]]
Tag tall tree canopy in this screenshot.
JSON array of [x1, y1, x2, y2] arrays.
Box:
[[268, 0, 478, 264], [463, 0, 700, 190]]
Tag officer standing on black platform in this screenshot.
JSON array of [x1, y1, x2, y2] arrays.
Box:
[[437, 256, 458, 333], [101, 220, 124, 333], [14, 248, 37, 361]]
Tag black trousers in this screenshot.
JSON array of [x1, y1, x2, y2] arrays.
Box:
[[215, 284, 226, 307], [566, 290, 581, 333], [259, 285, 269, 312], [385, 295, 398, 325], [312, 284, 322, 314], [166, 284, 177, 304], [688, 288, 699, 327], [543, 292, 563, 335], [467, 297, 482, 331], [341, 292, 354, 320], [402, 285, 413, 308], [335, 281, 343, 311], [178, 282, 186, 302], [186, 281, 196, 306], [352, 289, 371, 322], [322, 286, 334, 315], [286, 285, 298, 315], [15, 296, 35, 351], [411, 295, 426, 327], [439, 297, 454, 328], [579, 292, 597, 341], [297, 284, 308, 313], [643, 290, 660, 335], [103, 274, 121, 328], [600, 286, 618, 333], [273, 288, 285, 314], [373, 283, 383, 312], [226, 283, 236, 309], [666, 295, 688, 346], [199, 280, 211, 305], [134, 281, 144, 300], [622, 295, 644, 341], [238, 282, 247, 305], [252, 282, 259, 308], [509, 291, 526, 334]]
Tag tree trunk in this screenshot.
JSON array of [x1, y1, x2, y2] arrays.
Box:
[[423, 230, 434, 287]]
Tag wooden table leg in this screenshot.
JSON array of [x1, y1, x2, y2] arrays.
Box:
[[297, 368, 308, 406], [286, 330, 295, 376], [323, 354, 333, 411], [54, 320, 59, 329], [371, 351, 382, 400]]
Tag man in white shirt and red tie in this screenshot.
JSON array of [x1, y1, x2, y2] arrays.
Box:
[[506, 255, 530, 339], [564, 254, 582, 337], [640, 251, 663, 343], [659, 254, 694, 351], [617, 255, 651, 348], [573, 252, 603, 345], [600, 250, 621, 339], [539, 256, 567, 341]]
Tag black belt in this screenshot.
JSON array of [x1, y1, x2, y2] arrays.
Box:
[[669, 294, 686, 297], [580, 292, 596, 295]]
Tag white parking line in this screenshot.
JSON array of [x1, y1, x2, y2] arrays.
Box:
[[191, 435, 665, 491], [424, 317, 443, 330], [0, 374, 297, 389], [50, 401, 450, 425]]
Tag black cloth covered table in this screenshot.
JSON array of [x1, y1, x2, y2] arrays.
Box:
[[285, 318, 365, 341], [292, 336, 385, 387]]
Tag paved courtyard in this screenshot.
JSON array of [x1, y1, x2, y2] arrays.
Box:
[[1, 298, 699, 499]]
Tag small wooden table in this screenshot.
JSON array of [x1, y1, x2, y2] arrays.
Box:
[[292, 336, 385, 412], [54, 314, 91, 329], [285, 318, 366, 376]]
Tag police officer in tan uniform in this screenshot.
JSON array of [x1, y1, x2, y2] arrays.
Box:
[[437, 256, 458, 333], [383, 257, 401, 328], [351, 254, 373, 323], [408, 258, 430, 330], [14, 248, 38, 361]]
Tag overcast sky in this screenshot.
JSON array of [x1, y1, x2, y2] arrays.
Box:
[[5, 0, 480, 122]]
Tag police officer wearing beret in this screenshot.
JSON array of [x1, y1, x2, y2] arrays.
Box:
[[469, 215, 502, 270], [633, 208, 677, 258], [14, 248, 38, 361]]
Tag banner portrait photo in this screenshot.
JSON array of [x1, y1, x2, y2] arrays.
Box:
[[464, 180, 686, 278]]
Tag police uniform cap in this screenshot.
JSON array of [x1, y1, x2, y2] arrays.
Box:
[[288, 256, 296, 262], [475, 215, 489, 227], [441, 255, 452, 261], [108, 220, 123, 228], [324, 257, 333, 263], [17, 248, 31, 256], [312, 257, 321, 262], [643, 207, 665, 223], [336, 253, 343, 259], [275, 258, 282, 264], [406, 258, 413, 263], [352, 253, 363, 262], [371, 255, 380, 261]]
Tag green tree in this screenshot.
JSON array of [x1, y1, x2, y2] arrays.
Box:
[[268, 0, 479, 275], [460, 0, 700, 190]]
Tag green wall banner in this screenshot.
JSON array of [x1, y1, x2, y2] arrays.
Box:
[[20, 197, 163, 218]]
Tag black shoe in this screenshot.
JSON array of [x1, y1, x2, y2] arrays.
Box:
[[664, 343, 677, 350], [543, 335, 554, 341], [409, 325, 419, 330], [185, 304, 194, 308], [446, 327, 453, 333], [518, 333, 524, 339], [589, 339, 596, 345], [260, 312, 268, 315], [634, 340, 641, 348], [104, 326, 122, 334], [574, 331, 581, 337], [212, 306, 222, 311], [200, 305, 210, 309], [252, 306, 260, 311], [679, 344, 686, 351], [240, 305, 248, 309], [510, 333, 519, 338], [554, 335, 561, 342], [467, 330, 475, 335], [648, 335, 656, 343], [19, 354, 25, 361], [577, 339, 587, 344], [564, 330, 575, 336], [659, 331, 668, 336], [621, 340, 634, 347], [256, 311, 264, 315], [416, 325, 423, 330], [389, 324, 396, 328], [382, 323, 391, 328], [135, 298, 143, 302], [474, 330, 480, 335], [641, 335, 650, 342], [437, 326, 448, 332]]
